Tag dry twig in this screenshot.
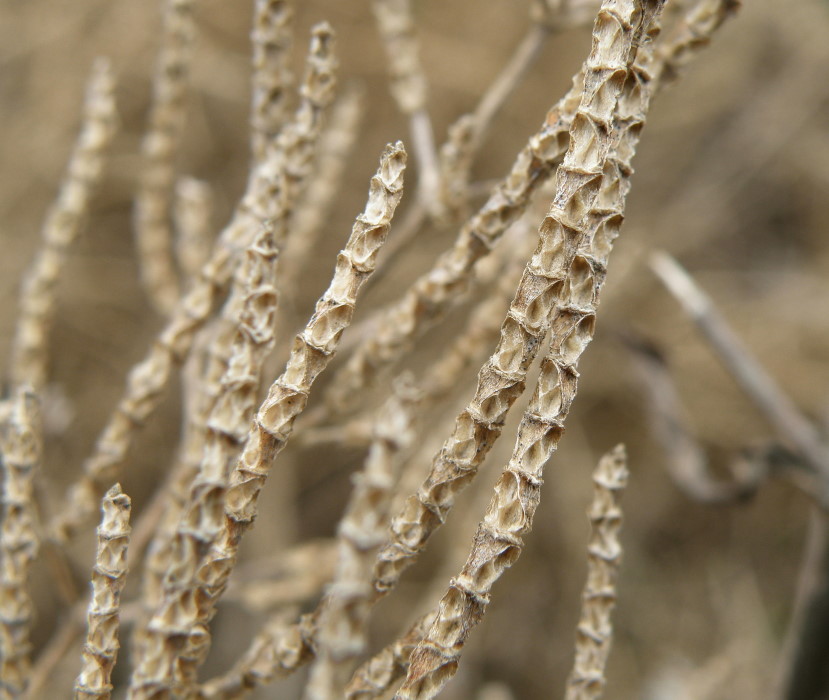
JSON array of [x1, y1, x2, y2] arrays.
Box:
[[74, 485, 131, 700], [564, 445, 628, 700], [9, 59, 117, 391], [134, 0, 198, 316], [130, 141, 407, 698], [48, 24, 337, 544], [0, 389, 42, 696]]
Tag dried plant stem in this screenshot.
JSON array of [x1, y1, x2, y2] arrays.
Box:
[[129, 142, 407, 699], [391, 3, 664, 695], [224, 539, 337, 612], [9, 59, 117, 391], [134, 0, 198, 316], [372, 0, 662, 607], [136, 332, 214, 603], [305, 378, 420, 700], [345, 453, 500, 700], [306, 220, 534, 452], [418, 227, 536, 404], [131, 223, 281, 693], [473, 25, 549, 136], [139, 223, 280, 613], [0, 389, 42, 696], [650, 252, 829, 482], [280, 88, 364, 308], [322, 69, 583, 417], [371, 0, 438, 207], [74, 485, 132, 700], [564, 445, 628, 700], [48, 24, 336, 545], [250, 0, 294, 164], [344, 612, 437, 700], [323, 0, 737, 420]]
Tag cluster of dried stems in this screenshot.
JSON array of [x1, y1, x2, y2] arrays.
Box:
[[1, 0, 827, 698]]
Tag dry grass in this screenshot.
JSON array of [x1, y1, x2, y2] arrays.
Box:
[[2, 0, 829, 698]]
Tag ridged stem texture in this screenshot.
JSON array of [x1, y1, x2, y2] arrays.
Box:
[[128, 142, 407, 699], [392, 4, 664, 696], [304, 377, 420, 700], [74, 484, 132, 700], [134, 0, 198, 316], [10, 59, 117, 391], [564, 445, 628, 700], [250, 0, 294, 164], [131, 223, 280, 689], [48, 24, 336, 544], [0, 389, 41, 697]]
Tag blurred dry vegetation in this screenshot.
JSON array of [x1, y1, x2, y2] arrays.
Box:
[[2, 0, 829, 698]]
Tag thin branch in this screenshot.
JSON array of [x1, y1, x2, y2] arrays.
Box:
[[564, 445, 628, 700], [74, 485, 132, 700], [650, 252, 829, 484]]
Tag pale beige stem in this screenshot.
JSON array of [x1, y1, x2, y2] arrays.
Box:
[[129, 142, 407, 699], [134, 0, 198, 316], [280, 88, 364, 309], [74, 485, 132, 700], [372, 0, 662, 609], [650, 252, 829, 482], [564, 446, 628, 700], [371, 0, 437, 207], [392, 3, 664, 696], [130, 223, 281, 691], [322, 0, 739, 421], [48, 23, 336, 545], [321, 69, 583, 417], [438, 25, 548, 222], [0, 389, 42, 696], [10, 59, 117, 391], [250, 0, 294, 164], [305, 377, 420, 700]]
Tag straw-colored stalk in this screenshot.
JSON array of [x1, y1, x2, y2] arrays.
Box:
[[250, 0, 294, 164], [137, 220, 279, 621], [371, 0, 661, 609], [305, 377, 421, 700], [371, 0, 439, 211], [371, 0, 425, 115], [323, 0, 738, 420], [9, 58, 117, 391], [345, 612, 437, 700], [280, 89, 364, 304], [321, 68, 583, 417], [200, 3, 741, 695], [129, 141, 407, 698], [134, 0, 198, 316], [391, 3, 663, 692], [0, 389, 41, 696], [564, 445, 628, 700], [74, 484, 132, 700], [48, 24, 336, 544], [436, 115, 477, 223], [224, 539, 337, 612], [369, 0, 739, 603]]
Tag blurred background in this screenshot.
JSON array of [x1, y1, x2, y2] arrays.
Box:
[[1, 0, 829, 697]]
